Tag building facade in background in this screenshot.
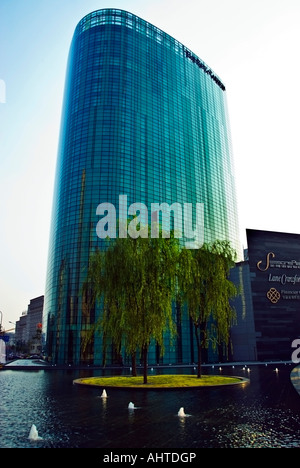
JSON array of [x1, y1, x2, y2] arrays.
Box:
[[230, 260, 257, 362], [15, 295, 44, 355], [43, 9, 241, 365], [247, 229, 300, 361]]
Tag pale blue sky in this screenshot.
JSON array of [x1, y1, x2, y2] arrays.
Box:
[[1, 0, 300, 329]]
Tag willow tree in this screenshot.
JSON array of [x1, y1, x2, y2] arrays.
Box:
[[178, 240, 238, 378], [82, 240, 140, 374], [83, 230, 180, 383]]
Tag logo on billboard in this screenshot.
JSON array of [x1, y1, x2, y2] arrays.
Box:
[[257, 252, 300, 271], [257, 252, 275, 271], [266, 287, 281, 304]]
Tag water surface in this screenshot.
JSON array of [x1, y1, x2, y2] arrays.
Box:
[[1, 364, 299, 448]]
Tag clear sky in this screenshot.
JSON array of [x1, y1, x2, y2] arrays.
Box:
[[1, 0, 300, 330]]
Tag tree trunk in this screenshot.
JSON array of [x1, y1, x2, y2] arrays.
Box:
[[197, 340, 202, 379], [142, 345, 148, 384], [194, 324, 202, 378], [131, 353, 137, 377], [102, 334, 107, 367]]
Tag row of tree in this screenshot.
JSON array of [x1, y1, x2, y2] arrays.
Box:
[[83, 234, 238, 383]]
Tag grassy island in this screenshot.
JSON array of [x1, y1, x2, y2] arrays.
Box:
[[74, 374, 248, 389]]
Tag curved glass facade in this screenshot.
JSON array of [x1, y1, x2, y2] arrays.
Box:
[[43, 9, 240, 365]]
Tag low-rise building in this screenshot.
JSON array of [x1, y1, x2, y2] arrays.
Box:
[[15, 296, 44, 355]]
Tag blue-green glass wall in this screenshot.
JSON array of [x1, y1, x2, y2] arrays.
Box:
[[43, 9, 240, 365]]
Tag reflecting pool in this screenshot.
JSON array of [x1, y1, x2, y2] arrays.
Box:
[[1, 364, 299, 448]]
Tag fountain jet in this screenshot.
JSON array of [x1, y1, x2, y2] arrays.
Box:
[[28, 424, 43, 441]]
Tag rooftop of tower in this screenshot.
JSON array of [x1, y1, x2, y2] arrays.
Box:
[[74, 8, 225, 92]]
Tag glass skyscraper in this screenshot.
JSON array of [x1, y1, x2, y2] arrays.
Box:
[[43, 9, 240, 365]]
